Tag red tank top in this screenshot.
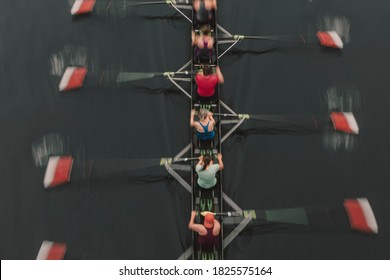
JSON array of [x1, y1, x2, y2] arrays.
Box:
[[198, 227, 218, 250], [196, 74, 219, 97]]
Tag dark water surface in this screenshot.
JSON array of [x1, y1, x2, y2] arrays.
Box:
[[1, 0, 389, 259]]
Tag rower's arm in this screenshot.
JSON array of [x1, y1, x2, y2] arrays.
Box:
[[213, 219, 221, 236], [217, 153, 224, 171], [213, 0, 217, 10], [209, 114, 216, 126], [216, 66, 224, 84], [188, 211, 207, 235], [191, 31, 196, 45], [190, 109, 196, 127], [193, 0, 199, 11]]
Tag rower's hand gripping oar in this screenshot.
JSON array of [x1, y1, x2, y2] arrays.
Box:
[[200, 211, 242, 217]]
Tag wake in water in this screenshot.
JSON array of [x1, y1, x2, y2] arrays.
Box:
[[322, 85, 361, 151], [49, 45, 88, 76]]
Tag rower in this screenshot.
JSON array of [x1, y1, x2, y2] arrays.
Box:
[[192, 25, 216, 64], [195, 65, 224, 101], [193, 0, 217, 27], [195, 154, 223, 189], [190, 108, 216, 143], [188, 210, 220, 251]]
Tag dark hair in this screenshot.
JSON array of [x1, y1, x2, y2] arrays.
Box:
[[200, 25, 210, 36], [202, 155, 211, 171], [202, 65, 212, 76]]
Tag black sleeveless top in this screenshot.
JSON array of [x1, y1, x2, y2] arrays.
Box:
[[198, 227, 218, 250], [197, 1, 212, 23]]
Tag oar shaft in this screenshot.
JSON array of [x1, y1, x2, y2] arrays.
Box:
[[116, 70, 192, 83], [173, 157, 198, 163], [243, 35, 306, 45], [125, 1, 170, 7], [213, 113, 238, 117]]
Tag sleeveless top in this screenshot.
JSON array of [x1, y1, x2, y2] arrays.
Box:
[[198, 227, 218, 250], [197, 121, 215, 141], [197, 1, 212, 23], [195, 41, 214, 61], [195, 74, 219, 96]]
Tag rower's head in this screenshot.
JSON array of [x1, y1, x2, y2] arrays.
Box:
[[201, 155, 212, 170], [198, 108, 209, 120], [200, 25, 211, 36], [204, 213, 214, 228], [202, 65, 212, 76]]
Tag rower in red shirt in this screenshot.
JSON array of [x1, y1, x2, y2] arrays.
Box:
[[195, 65, 224, 99]]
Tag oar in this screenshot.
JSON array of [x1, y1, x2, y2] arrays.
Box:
[[200, 211, 242, 217], [123, 1, 179, 7], [43, 156, 197, 189], [116, 71, 191, 83], [172, 157, 199, 163], [220, 31, 343, 49], [222, 199, 378, 235], [214, 112, 359, 134], [238, 34, 307, 45]]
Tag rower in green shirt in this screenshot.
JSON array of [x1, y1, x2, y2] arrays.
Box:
[[195, 153, 224, 189]]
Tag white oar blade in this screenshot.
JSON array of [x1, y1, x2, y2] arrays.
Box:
[[344, 198, 378, 234], [43, 156, 74, 188], [330, 112, 359, 134], [36, 241, 67, 260], [116, 72, 156, 83], [59, 67, 88, 92], [316, 31, 344, 49], [71, 0, 96, 15]]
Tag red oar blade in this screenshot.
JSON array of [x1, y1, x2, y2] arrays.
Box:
[[43, 156, 74, 188], [316, 31, 344, 49], [344, 198, 378, 234], [71, 0, 96, 15], [59, 67, 88, 92], [330, 112, 359, 134], [36, 241, 67, 260]]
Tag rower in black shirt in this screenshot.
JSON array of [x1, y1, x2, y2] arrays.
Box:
[[193, 0, 217, 25]]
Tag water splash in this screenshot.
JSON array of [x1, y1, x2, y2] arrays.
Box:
[[322, 85, 361, 151], [317, 15, 351, 44], [49, 45, 88, 76], [31, 134, 67, 167], [94, 0, 128, 19]]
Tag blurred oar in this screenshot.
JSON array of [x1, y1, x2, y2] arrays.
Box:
[[214, 112, 359, 134], [220, 31, 343, 49], [116, 71, 191, 83]]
